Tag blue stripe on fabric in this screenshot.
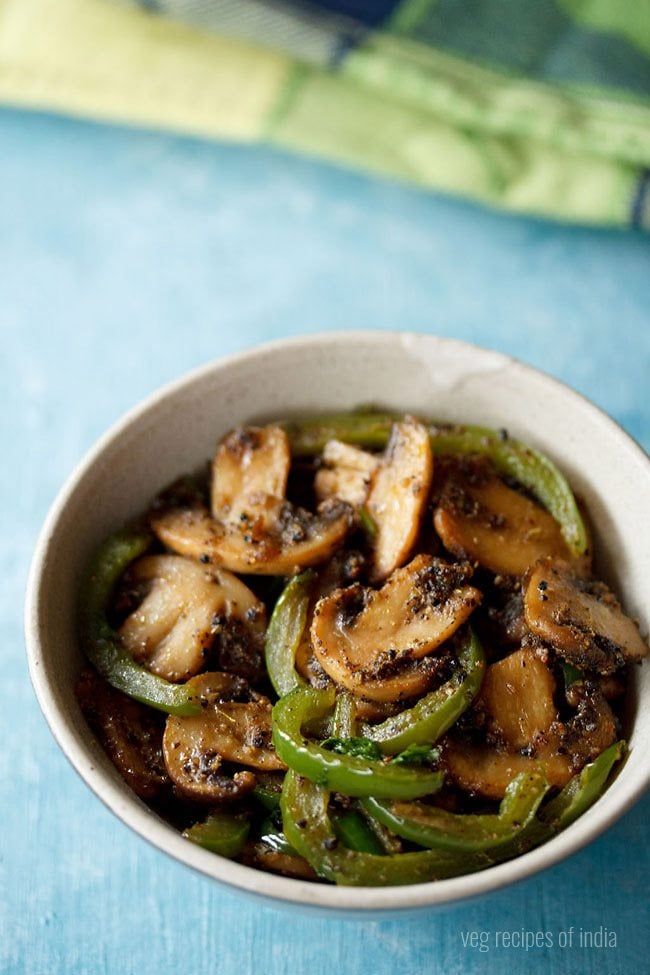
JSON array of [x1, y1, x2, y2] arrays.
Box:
[[300, 1, 403, 28], [273, 1, 402, 65], [281, 0, 405, 62], [630, 168, 650, 230], [329, 30, 363, 66]]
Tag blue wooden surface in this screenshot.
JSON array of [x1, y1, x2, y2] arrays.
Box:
[[2, 106, 649, 975]]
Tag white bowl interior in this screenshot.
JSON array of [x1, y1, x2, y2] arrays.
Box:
[[26, 332, 650, 913]]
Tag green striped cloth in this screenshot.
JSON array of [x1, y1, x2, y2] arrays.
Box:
[[1, 0, 649, 228]]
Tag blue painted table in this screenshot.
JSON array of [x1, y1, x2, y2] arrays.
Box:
[[2, 106, 649, 975]]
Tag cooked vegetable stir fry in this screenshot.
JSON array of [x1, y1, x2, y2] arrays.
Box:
[[76, 412, 647, 886]]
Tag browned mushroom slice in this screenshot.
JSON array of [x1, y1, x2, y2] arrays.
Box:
[[157, 422, 353, 574], [524, 558, 649, 673], [311, 554, 481, 702], [163, 673, 285, 802], [314, 440, 379, 507], [477, 647, 558, 750], [443, 741, 573, 800], [445, 646, 572, 797], [299, 641, 442, 705], [485, 648, 616, 775], [151, 498, 352, 575], [353, 697, 405, 722], [294, 550, 366, 690], [242, 843, 317, 880], [444, 646, 617, 799], [211, 425, 291, 521], [76, 669, 168, 799], [367, 419, 433, 583], [444, 687, 617, 800], [434, 469, 575, 577], [295, 617, 405, 717], [118, 555, 265, 683], [559, 681, 617, 766]]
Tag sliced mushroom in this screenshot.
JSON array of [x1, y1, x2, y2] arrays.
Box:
[[444, 646, 617, 798], [367, 419, 433, 583], [434, 465, 575, 577], [118, 555, 266, 683], [211, 425, 291, 522], [153, 422, 353, 575], [524, 558, 648, 674], [353, 697, 406, 722], [151, 497, 352, 576], [291, 551, 404, 720], [443, 741, 573, 799], [242, 843, 317, 880], [294, 550, 365, 689], [76, 669, 168, 799], [314, 440, 379, 507], [559, 680, 617, 767], [311, 554, 481, 702], [477, 646, 558, 750], [163, 672, 285, 802]]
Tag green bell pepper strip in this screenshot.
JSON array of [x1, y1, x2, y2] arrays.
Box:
[[360, 628, 485, 755], [493, 742, 627, 856], [272, 686, 444, 800], [283, 412, 587, 556], [80, 529, 201, 716], [283, 412, 398, 454], [361, 771, 550, 853], [257, 819, 301, 857], [80, 529, 151, 628], [539, 740, 626, 831], [281, 770, 495, 886], [331, 691, 357, 739], [252, 785, 282, 813], [264, 570, 315, 697], [183, 812, 250, 857], [357, 804, 404, 856], [332, 810, 386, 855]]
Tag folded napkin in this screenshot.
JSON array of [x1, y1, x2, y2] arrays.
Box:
[[1, 0, 649, 228]]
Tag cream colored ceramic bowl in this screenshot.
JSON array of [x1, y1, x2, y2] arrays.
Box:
[[25, 332, 650, 915]]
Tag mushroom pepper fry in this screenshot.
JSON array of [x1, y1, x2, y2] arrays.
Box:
[[80, 530, 201, 716], [282, 412, 587, 556], [76, 410, 645, 887]]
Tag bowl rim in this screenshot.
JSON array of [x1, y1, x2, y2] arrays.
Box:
[[24, 329, 650, 913]]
